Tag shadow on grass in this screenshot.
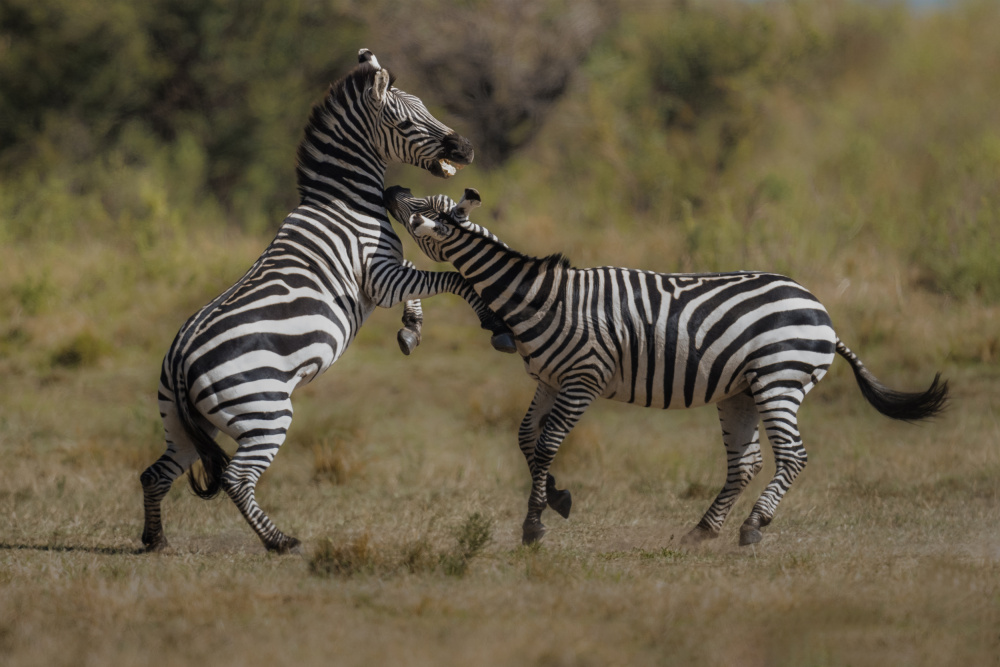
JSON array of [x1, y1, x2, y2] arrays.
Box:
[[0, 542, 145, 556]]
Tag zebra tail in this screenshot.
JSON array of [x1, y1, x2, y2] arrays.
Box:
[[835, 339, 949, 422], [172, 358, 231, 500]]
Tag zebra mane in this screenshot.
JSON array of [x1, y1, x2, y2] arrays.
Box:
[[295, 61, 398, 202], [455, 219, 572, 272], [499, 245, 572, 272], [543, 253, 572, 270], [328, 62, 398, 109]]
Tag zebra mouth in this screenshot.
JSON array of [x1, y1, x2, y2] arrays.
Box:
[[439, 159, 464, 178]]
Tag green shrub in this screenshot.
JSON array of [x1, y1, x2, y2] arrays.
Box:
[[440, 512, 493, 577], [309, 512, 494, 579], [51, 330, 109, 368], [0, 0, 366, 239]]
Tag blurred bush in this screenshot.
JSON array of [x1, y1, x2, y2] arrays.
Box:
[[1, 0, 998, 301], [369, 0, 611, 168], [0, 0, 363, 239]]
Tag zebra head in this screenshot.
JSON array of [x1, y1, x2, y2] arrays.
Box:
[[298, 50, 475, 205], [383, 185, 498, 262], [359, 49, 473, 178]]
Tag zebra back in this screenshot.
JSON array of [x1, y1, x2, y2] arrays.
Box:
[[386, 186, 839, 410]]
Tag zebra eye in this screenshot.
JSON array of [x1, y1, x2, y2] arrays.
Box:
[[395, 119, 414, 131]]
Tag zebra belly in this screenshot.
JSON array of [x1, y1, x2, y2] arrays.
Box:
[[601, 357, 752, 410], [182, 299, 373, 436], [602, 319, 836, 410]]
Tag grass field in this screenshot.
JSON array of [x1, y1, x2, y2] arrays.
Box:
[[1, 267, 998, 665]]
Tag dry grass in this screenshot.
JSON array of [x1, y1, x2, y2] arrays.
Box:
[[1, 279, 998, 665]]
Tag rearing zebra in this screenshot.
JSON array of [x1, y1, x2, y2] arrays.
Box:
[[384, 185, 948, 547], [140, 50, 514, 554]]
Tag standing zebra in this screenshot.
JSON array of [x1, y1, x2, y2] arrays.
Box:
[[139, 50, 514, 554], [384, 186, 948, 547]]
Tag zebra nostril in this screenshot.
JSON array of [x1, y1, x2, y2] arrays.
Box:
[[443, 133, 474, 165]]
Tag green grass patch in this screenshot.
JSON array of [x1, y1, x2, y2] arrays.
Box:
[[309, 512, 495, 579]]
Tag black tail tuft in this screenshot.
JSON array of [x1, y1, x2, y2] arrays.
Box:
[[186, 428, 232, 500], [836, 341, 949, 422], [171, 357, 231, 499]]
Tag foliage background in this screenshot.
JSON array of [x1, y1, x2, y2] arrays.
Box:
[[1, 1, 998, 665]]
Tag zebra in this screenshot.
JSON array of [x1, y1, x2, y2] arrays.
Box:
[[139, 50, 516, 554], [383, 185, 949, 547]]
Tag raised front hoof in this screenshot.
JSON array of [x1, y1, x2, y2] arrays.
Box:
[[522, 521, 547, 546], [490, 332, 517, 354], [680, 525, 719, 546], [266, 536, 303, 555], [397, 328, 420, 356], [739, 524, 764, 546], [547, 489, 572, 519]]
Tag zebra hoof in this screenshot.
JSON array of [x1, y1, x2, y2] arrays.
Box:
[[143, 538, 171, 553], [268, 536, 303, 555], [490, 332, 517, 354], [680, 525, 718, 545], [397, 328, 420, 355], [522, 521, 546, 545], [547, 488, 572, 519], [739, 524, 763, 546]]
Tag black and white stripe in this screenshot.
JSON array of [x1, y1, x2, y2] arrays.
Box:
[[140, 50, 512, 554], [385, 186, 948, 547]]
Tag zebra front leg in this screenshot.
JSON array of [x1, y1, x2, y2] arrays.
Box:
[[397, 298, 423, 355], [366, 259, 515, 354], [521, 385, 595, 545], [739, 392, 808, 546], [222, 433, 301, 554], [436, 266, 514, 353], [518, 385, 572, 521], [546, 473, 572, 520], [682, 391, 763, 545], [487, 321, 516, 354], [455, 282, 514, 353]]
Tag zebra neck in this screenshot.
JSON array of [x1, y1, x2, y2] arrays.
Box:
[[295, 101, 388, 217], [448, 233, 564, 323]]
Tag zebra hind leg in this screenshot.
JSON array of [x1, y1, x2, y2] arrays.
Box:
[[682, 391, 762, 545], [140, 459, 178, 552], [140, 401, 202, 551], [222, 435, 301, 554], [739, 391, 808, 546]]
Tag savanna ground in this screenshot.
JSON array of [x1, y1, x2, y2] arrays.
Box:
[[2, 1, 1000, 665], [1, 271, 998, 666]]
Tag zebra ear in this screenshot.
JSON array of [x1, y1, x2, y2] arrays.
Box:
[[409, 214, 449, 240], [371, 69, 391, 104], [456, 188, 482, 218], [358, 48, 381, 70]]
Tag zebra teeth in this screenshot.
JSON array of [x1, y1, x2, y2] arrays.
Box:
[[439, 159, 461, 177]]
